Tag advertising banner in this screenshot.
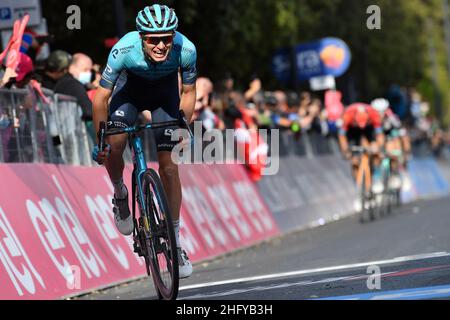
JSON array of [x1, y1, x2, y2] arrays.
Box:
[[0, 162, 279, 299]]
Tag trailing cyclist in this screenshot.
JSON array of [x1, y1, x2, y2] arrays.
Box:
[[91, 4, 197, 279], [338, 103, 385, 194], [371, 98, 409, 191]]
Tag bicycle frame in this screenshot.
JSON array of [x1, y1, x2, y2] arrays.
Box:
[[129, 133, 150, 232], [355, 151, 373, 193], [97, 110, 192, 300], [99, 111, 192, 230]]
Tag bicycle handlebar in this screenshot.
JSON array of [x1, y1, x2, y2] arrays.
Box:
[[97, 110, 193, 151], [98, 121, 106, 151], [350, 146, 379, 155]]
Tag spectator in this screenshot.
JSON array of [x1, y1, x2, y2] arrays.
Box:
[[244, 75, 263, 104], [40, 50, 72, 90], [0, 53, 35, 162], [269, 91, 297, 130], [324, 89, 345, 137], [298, 91, 321, 132], [193, 77, 224, 131], [54, 52, 94, 141], [387, 84, 407, 120], [1, 52, 35, 91], [0, 53, 41, 162], [20, 28, 54, 62]]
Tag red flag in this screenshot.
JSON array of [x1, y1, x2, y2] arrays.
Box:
[[1, 15, 30, 84]]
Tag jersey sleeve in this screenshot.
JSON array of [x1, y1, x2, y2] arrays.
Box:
[[100, 40, 128, 90], [368, 107, 383, 134], [180, 40, 197, 85], [339, 108, 353, 134]]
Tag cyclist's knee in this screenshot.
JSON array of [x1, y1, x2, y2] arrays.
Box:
[[108, 135, 128, 155], [158, 152, 179, 180], [159, 163, 179, 181]]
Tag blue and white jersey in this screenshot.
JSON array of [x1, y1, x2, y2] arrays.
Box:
[[100, 31, 197, 89]]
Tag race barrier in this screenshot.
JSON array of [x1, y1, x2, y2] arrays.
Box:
[[257, 154, 357, 233], [1, 127, 449, 299], [0, 88, 94, 166], [401, 157, 450, 202], [0, 162, 279, 299], [258, 152, 450, 234]]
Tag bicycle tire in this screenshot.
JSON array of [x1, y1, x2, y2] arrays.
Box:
[[367, 173, 375, 222], [141, 169, 179, 300], [382, 160, 392, 216], [359, 170, 367, 223]]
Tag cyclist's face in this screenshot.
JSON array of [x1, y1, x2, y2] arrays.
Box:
[[141, 32, 175, 62]]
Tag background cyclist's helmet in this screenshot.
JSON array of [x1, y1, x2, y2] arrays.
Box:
[[136, 4, 178, 34], [354, 104, 370, 128], [371, 98, 389, 115]]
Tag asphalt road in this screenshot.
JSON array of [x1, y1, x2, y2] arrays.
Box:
[[75, 196, 450, 300]]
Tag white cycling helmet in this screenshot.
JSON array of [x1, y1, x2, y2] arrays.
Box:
[[371, 98, 389, 115]]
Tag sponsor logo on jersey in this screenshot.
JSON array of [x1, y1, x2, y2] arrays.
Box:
[[112, 49, 119, 59], [114, 110, 125, 117], [164, 129, 174, 137]]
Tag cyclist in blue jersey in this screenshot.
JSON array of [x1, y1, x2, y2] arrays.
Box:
[[91, 4, 197, 278]]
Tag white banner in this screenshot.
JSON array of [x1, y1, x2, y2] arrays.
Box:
[[310, 75, 336, 91], [0, 0, 42, 30]]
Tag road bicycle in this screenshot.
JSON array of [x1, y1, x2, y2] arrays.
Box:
[[351, 145, 378, 223], [97, 110, 193, 300]]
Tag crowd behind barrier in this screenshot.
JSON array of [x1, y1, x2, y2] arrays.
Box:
[[0, 85, 449, 168], [1, 44, 450, 172], [0, 88, 93, 166]]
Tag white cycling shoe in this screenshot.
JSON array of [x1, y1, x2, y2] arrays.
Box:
[[372, 181, 384, 194], [354, 199, 363, 212], [112, 195, 134, 236], [389, 175, 402, 189], [178, 248, 193, 279]]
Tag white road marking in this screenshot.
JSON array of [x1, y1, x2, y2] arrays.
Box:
[[317, 284, 450, 300], [179, 251, 450, 294]]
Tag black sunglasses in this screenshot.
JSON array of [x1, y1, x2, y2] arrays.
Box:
[[142, 35, 173, 46]]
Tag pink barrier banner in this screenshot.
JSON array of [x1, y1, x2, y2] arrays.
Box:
[[0, 163, 279, 299]]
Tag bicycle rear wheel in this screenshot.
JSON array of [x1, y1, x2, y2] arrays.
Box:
[[141, 169, 179, 300], [359, 170, 367, 223], [381, 161, 392, 216]]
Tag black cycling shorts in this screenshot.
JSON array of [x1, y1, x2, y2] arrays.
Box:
[[346, 125, 376, 146], [108, 71, 180, 152]]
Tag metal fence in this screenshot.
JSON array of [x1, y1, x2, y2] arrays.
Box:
[[0, 87, 93, 166]]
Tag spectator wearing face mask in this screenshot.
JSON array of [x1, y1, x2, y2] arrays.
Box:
[[53, 52, 94, 140]]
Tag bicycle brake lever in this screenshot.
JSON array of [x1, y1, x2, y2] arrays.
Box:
[[178, 110, 194, 142], [98, 121, 106, 151]]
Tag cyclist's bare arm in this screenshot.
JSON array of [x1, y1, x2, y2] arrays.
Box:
[[375, 132, 385, 150], [93, 86, 113, 144], [338, 133, 349, 154], [401, 132, 411, 154], [179, 82, 196, 123]]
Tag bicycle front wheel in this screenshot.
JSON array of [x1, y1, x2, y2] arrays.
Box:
[[141, 169, 179, 300]]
